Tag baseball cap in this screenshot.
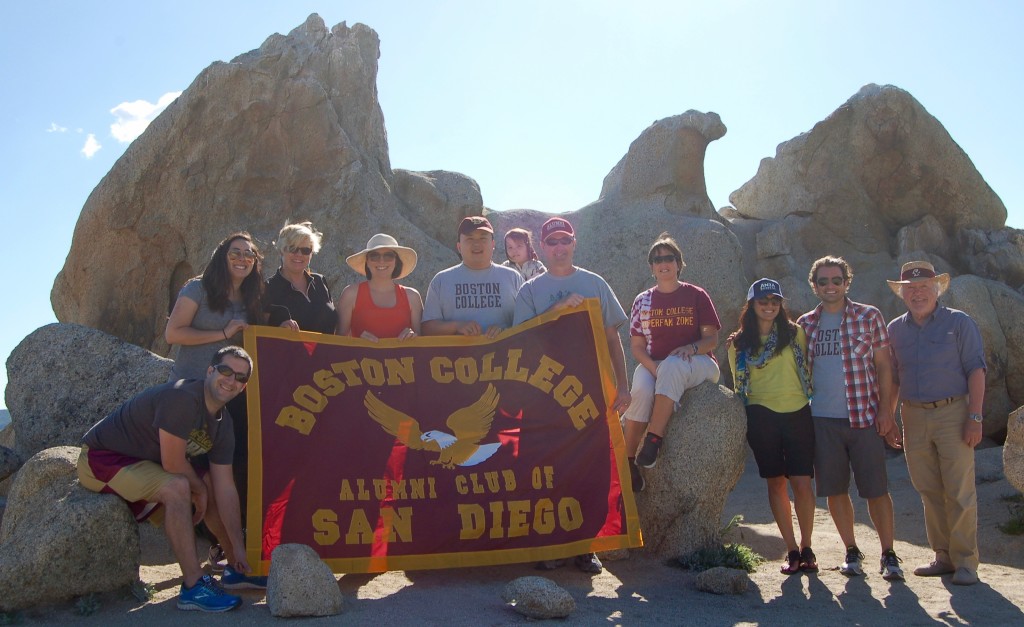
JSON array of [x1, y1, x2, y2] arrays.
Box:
[[540, 217, 575, 241], [458, 216, 494, 236], [746, 278, 785, 301]]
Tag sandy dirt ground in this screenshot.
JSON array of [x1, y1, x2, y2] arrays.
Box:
[[8, 446, 1024, 625]]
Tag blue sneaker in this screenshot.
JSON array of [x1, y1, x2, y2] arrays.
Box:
[[221, 565, 268, 590], [177, 574, 241, 612]]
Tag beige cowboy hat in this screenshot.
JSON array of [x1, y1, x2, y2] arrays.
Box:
[[886, 260, 950, 296], [346, 233, 418, 280]]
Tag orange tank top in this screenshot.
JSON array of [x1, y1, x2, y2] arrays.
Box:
[[350, 282, 413, 339]]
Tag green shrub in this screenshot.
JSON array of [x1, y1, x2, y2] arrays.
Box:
[[74, 594, 101, 617], [673, 514, 766, 573]]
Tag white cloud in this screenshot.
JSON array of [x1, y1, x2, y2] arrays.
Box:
[[109, 91, 182, 143], [46, 122, 68, 133], [81, 134, 102, 158]]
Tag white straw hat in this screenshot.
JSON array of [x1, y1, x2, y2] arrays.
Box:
[[345, 233, 418, 279]]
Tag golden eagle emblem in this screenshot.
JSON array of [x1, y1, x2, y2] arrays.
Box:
[[364, 384, 502, 469]]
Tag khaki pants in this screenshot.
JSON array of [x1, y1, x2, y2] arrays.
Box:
[[901, 397, 979, 570]]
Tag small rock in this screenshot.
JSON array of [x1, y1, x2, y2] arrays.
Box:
[[695, 567, 749, 595], [267, 543, 343, 617], [502, 576, 576, 619]]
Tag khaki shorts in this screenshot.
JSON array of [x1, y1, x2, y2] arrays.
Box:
[[77, 446, 182, 523]]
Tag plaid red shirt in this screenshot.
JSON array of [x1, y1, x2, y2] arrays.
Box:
[[798, 298, 890, 429]]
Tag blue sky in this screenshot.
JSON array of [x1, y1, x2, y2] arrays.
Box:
[[1, 1, 1021, 409]]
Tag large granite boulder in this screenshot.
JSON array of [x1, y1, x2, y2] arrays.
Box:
[[0, 446, 139, 612], [5, 323, 172, 460], [636, 382, 747, 557], [730, 83, 1006, 232], [1005, 406, 1024, 495], [393, 169, 484, 247], [51, 14, 467, 357], [267, 543, 343, 617], [600, 111, 727, 219]]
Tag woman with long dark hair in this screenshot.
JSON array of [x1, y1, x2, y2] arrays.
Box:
[[166, 232, 264, 377], [165, 232, 264, 581], [727, 278, 816, 575]]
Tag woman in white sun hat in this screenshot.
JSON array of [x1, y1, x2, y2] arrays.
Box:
[[337, 233, 423, 341]]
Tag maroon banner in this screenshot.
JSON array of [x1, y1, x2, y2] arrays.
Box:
[[244, 300, 642, 574]]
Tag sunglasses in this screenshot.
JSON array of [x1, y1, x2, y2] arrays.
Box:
[[213, 363, 250, 383], [227, 249, 256, 262], [544, 237, 574, 246], [815, 276, 846, 287], [287, 246, 313, 256], [756, 297, 782, 305], [651, 254, 677, 265], [367, 251, 397, 261]]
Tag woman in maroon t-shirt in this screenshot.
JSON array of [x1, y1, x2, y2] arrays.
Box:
[[620, 232, 722, 491]]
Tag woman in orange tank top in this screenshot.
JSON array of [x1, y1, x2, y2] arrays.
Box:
[[337, 233, 423, 341]]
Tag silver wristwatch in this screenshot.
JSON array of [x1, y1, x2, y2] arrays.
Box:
[[969, 413, 983, 423]]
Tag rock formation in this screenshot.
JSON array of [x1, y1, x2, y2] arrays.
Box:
[[635, 382, 747, 557], [0, 446, 139, 611], [5, 323, 172, 461], [51, 15, 480, 358]]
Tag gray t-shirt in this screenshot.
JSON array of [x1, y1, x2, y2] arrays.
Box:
[[810, 310, 848, 419], [423, 263, 524, 329], [513, 267, 627, 328], [170, 278, 248, 380], [82, 379, 234, 465]]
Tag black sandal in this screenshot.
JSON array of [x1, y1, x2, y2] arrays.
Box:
[[799, 547, 818, 573], [781, 549, 801, 575]]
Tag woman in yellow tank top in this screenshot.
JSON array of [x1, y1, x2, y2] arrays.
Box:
[[727, 278, 815, 576]]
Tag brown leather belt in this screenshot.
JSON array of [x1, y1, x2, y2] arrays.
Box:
[[903, 395, 964, 409]]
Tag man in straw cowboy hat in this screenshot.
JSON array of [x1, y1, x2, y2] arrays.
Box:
[[886, 261, 986, 586], [422, 216, 523, 338]]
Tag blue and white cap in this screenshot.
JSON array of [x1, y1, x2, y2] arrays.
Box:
[[746, 278, 785, 301]]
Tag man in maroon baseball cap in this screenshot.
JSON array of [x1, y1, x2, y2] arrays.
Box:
[[512, 216, 630, 575]]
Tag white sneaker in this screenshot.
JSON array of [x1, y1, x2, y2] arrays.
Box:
[[880, 549, 904, 581], [840, 546, 865, 576]]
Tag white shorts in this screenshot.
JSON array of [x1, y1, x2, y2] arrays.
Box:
[[622, 355, 720, 423]]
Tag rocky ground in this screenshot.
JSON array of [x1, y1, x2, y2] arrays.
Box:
[[5, 447, 1022, 625]]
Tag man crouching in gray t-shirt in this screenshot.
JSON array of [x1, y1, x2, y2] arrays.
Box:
[[78, 346, 261, 612]]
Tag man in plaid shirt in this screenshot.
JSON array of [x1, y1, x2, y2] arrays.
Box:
[[797, 256, 903, 581]]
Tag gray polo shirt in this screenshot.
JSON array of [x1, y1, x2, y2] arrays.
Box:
[[887, 304, 986, 403]]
